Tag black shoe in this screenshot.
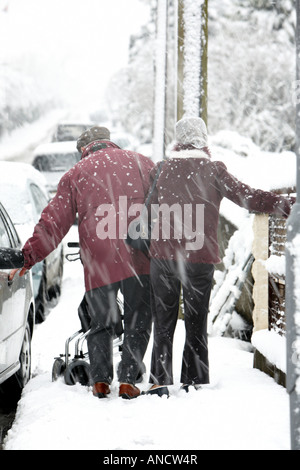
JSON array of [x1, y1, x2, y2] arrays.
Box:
[[180, 384, 202, 393], [143, 386, 169, 398]]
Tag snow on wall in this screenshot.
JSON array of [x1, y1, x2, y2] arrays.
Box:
[[264, 254, 286, 277], [210, 131, 296, 192], [252, 328, 287, 373]]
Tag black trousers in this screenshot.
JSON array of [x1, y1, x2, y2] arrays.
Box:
[[85, 275, 152, 385], [150, 259, 214, 386]]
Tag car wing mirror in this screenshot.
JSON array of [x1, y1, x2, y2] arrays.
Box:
[[0, 248, 24, 269]]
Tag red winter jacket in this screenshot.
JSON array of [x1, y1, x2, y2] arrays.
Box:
[[148, 148, 295, 265], [22, 141, 154, 291]]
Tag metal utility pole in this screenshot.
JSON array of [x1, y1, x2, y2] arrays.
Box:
[[286, 0, 300, 451], [176, 0, 184, 121], [200, 0, 208, 125], [153, 0, 168, 162]]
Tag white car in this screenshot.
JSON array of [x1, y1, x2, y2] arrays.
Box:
[[32, 141, 81, 197], [51, 122, 93, 143], [110, 130, 139, 152], [0, 162, 64, 322], [0, 202, 35, 402], [32, 131, 138, 197]]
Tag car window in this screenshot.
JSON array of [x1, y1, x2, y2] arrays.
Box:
[[30, 184, 48, 215], [32, 153, 80, 172], [0, 211, 12, 248], [111, 136, 130, 148], [54, 124, 90, 142], [0, 185, 32, 225], [2, 208, 20, 247]]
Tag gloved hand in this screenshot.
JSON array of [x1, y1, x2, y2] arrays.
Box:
[[9, 267, 28, 281]]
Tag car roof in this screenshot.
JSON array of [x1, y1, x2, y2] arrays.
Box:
[[0, 161, 48, 192], [55, 121, 93, 127], [33, 141, 79, 156]]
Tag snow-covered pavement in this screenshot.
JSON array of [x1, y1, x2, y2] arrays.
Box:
[[2, 227, 290, 451]]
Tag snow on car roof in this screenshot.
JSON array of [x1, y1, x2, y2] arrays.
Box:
[[0, 161, 48, 191], [33, 141, 78, 155], [56, 120, 93, 125]]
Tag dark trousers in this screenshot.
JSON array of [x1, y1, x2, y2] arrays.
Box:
[[150, 259, 214, 386], [85, 275, 152, 385]]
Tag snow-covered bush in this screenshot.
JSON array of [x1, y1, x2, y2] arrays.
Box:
[[108, 0, 296, 153], [208, 0, 296, 152]]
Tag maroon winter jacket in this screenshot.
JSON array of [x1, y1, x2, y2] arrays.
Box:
[[22, 141, 154, 291], [148, 148, 295, 265]]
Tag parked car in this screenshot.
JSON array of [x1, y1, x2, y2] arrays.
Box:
[[51, 122, 93, 142], [0, 162, 64, 323], [110, 130, 139, 151], [33, 130, 138, 196], [0, 202, 35, 403], [32, 141, 81, 196]]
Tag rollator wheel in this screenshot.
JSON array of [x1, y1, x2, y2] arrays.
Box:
[[64, 359, 91, 386], [52, 357, 66, 382]]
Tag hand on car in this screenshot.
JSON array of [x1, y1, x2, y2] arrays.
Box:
[[9, 268, 28, 281]]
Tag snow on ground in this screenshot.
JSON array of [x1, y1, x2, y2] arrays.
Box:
[[2, 226, 290, 451], [0, 126, 294, 451]]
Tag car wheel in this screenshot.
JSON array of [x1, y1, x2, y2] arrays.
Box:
[[0, 322, 32, 404], [16, 322, 32, 389]]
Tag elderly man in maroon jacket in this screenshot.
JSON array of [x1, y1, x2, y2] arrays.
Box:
[[12, 126, 154, 400]]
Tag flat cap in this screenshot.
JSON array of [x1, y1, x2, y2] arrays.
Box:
[[77, 126, 110, 152]]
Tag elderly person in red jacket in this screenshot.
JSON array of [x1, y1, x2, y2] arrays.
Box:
[[146, 116, 295, 397], [11, 126, 154, 400]]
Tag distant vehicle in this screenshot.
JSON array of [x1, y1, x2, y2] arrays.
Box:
[[32, 141, 81, 197], [0, 162, 64, 323], [33, 130, 139, 197], [52, 119, 139, 148], [0, 202, 35, 402], [110, 130, 139, 152], [51, 122, 93, 142]]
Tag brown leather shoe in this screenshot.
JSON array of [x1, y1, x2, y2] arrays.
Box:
[[119, 383, 140, 400], [93, 382, 110, 398]]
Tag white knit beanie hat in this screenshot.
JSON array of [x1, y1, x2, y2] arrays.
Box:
[[175, 117, 208, 149]]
